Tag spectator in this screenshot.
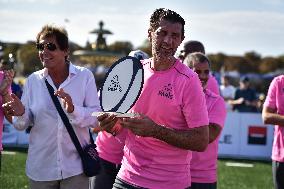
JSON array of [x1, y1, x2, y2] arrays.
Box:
[[2, 24, 101, 189], [11, 80, 23, 99], [230, 76, 258, 112], [98, 8, 209, 189], [262, 75, 284, 189], [220, 75, 236, 111]]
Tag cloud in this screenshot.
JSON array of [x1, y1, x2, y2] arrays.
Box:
[[1, 4, 284, 56]]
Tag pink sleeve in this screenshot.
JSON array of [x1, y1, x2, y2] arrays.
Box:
[[209, 97, 226, 128], [182, 74, 209, 128], [264, 78, 278, 109], [207, 75, 220, 95]]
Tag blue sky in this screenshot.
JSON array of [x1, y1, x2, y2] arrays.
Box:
[[1, 0, 284, 57]]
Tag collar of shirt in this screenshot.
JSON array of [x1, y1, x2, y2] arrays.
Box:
[[40, 62, 77, 81]]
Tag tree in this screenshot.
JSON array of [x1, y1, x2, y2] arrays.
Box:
[[259, 57, 279, 74], [0, 42, 20, 62], [17, 42, 42, 76], [137, 39, 152, 57], [208, 53, 226, 72], [243, 51, 261, 73], [108, 41, 133, 55]]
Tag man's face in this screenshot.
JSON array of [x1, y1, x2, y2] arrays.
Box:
[[240, 81, 250, 89], [148, 19, 184, 61], [38, 35, 68, 69], [192, 61, 210, 89]]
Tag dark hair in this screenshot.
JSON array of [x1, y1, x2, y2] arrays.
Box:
[[184, 52, 211, 69], [36, 24, 69, 51], [149, 8, 185, 38], [183, 40, 205, 54], [240, 76, 250, 83], [223, 75, 231, 80]]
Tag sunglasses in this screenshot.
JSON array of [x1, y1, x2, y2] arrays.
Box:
[[36, 42, 57, 51]]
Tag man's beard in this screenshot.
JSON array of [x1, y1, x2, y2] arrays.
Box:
[[154, 48, 175, 62]]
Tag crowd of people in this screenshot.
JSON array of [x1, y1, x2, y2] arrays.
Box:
[[0, 7, 283, 189]]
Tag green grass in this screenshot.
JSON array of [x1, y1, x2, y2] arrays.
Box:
[[0, 149, 274, 189], [0, 148, 29, 189], [218, 159, 273, 189]]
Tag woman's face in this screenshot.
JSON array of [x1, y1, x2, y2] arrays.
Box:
[[38, 35, 68, 69]]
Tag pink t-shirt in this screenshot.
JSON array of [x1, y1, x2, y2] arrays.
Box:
[[0, 71, 5, 151], [117, 59, 209, 189], [96, 127, 127, 164], [190, 89, 226, 183], [263, 75, 284, 162], [207, 75, 220, 95]]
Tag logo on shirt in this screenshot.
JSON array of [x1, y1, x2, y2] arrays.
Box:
[[158, 83, 173, 99], [108, 75, 122, 92]]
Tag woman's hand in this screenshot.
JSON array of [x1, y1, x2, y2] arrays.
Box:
[[55, 88, 74, 113]]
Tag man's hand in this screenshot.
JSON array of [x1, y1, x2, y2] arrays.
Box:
[[120, 114, 158, 137], [97, 113, 119, 135]]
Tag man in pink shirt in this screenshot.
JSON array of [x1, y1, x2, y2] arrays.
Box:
[[262, 75, 284, 189], [98, 8, 209, 189], [179, 40, 220, 95], [91, 50, 149, 189], [185, 52, 226, 189]]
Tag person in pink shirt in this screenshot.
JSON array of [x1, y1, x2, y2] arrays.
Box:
[[0, 60, 14, 171], [98, 8, 209, 189], [179, 40, 220, 95], [262, 75, 284, 189], [91, 50, 149, 189], [184, 52, 226, 189]]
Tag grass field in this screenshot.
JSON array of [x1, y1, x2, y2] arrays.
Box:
[[0, 148, 274, 189], [217, 159, 273, 189], [1, 148, 29, 189]]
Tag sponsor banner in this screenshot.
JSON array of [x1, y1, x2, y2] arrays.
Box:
[[248, 126, 267, 145], [218, 112, 273, 160], [218, 112, 241, 156]]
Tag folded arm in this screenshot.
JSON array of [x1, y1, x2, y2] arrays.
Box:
[[262, 106, 284, 126]]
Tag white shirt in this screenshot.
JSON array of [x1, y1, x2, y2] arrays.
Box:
[[13, 63, 101, 181], [220, 84, 236, 111]]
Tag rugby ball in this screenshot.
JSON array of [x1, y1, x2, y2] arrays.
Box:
[[100, 56, 144, 113]]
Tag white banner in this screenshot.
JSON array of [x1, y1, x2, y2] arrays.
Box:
[[218, 112, 273, 160]]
